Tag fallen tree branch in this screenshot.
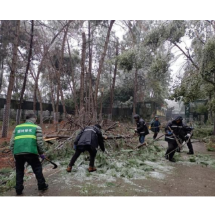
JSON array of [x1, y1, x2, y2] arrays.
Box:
[[104, 122, 119, 132], [44, 135, 70, 139], [103, 134, 133, 140]]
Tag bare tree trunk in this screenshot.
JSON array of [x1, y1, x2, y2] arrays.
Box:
[[37, 88, 43, 126], [109, 40, 119, 118], [99, 88, 104, 121], [0, 22, 6, 94], [213, 74, 215, 135], [48, 68, 56, 124], [55, 84, 60, 132], [33, 52, 46, 113], [133, 67, 138, 117], [57, 24, 70, 118], [0, 59, 4, 93], [16, 20, 34, 125], [2, 20, 20, 138], [80, 32, 86, 111], [57, 77, 66, 116], [94, 20, 115, 121], [67, 40, 78, 116], [88, 21, 95, 117]]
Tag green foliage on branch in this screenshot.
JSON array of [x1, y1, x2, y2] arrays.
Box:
[[145, 20, 186, 47], [201, 37, 215, 86]]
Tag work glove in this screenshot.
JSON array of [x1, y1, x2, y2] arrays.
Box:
[[167, 131, 172, 135], [185, 133, 191, 140], [40, 154, 45, 159]]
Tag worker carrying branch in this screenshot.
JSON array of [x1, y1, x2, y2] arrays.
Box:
[[67, 124, 105, 173], [165, 116, 194, 162]]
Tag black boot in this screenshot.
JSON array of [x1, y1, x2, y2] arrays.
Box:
[[16, 190, 23, 195], [187, 151, 194, 155], [38, 183, 49, 191], [16, 185, 24, 196], [169, 158, 176, 162]]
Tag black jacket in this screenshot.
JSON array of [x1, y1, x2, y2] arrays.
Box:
[[136, 118, 149, 136], [165, 117, 192, 142], [74, 126, 105, 152], [151, 120, 161, 132]]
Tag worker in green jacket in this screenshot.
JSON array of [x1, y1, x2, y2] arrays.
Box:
[[10, 113, 48, 195]]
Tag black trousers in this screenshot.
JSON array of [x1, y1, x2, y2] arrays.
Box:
[[14, 154, 46, 192], [187, 140, 194, 153], [69, 145, 97, 167], [153, 132, 158, 139], [165, 141, 178, 160]]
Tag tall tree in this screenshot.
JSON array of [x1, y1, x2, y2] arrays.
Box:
[[80, 32, 86, 111], [16, 20, 34, 125], [2, 20, 20, 138], [109, 39, 119, 118], [94, 20, 115, 121]]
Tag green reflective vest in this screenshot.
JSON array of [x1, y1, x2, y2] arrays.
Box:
[[14, 122, 38, 155]]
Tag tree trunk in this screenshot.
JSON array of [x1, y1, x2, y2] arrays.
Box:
[[33, 54, 45, 113], [80, 32, 86, 111], [2, 20, 20, 138], [94, 20, 115, 120], [0, 59, 4, 93], [57, 24, 70, 118], [16, 20, 34, 125], [99, 89, 104, 121], [213, 92, 215, 135], [109, 40, 119, 118], [133, 67, 138, 118], [88, 21, 95, 117], [59, 89, 66, 119], [55, 84, 60, 132], [48, 68, 56, 125], [0, 22, 6, 94], [37, 88, 43, 126], [67, 40, 78, 116]]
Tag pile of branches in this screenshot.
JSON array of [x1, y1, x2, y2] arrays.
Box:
[[43, 114, 137, 151]]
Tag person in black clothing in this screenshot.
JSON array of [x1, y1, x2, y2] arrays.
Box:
[[134, 114, 149, 145], [66, 124, 105, 172], [165, 116, 194, 162], [151, 116, 161, 139]]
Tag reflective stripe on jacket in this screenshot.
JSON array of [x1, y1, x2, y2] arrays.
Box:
[[13, 122, 38, 155]]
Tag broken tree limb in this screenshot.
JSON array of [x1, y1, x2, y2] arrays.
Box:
[[44, 135, 70, 139], [135, 142, 148, 149], [44, 138, 58, 141], [104, 122, 119, 132], [103, 135, 133, 140], [168, 126, 182, 148]]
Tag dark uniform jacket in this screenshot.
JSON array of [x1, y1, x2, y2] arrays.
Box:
[[136, 118, 149, 136], [74, 126, 105, 152], [165, 117, 192, 142], [151, 120, 161, 132]]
